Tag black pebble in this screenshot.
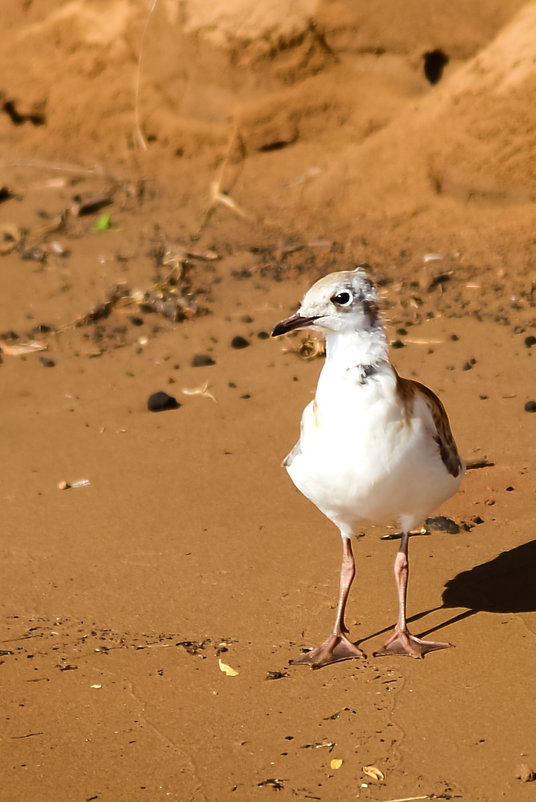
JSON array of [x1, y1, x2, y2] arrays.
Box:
[[524, 335, 536, 348], [257, 331, 269, 340], [472, 515, 485, 525], [129, 316, 144, 327], [266, 670, 288, 680], [396, 327, 408, 336], [391, 339, 404, 349], [231, 335, 250, 349], [147, 391, 180, 412], [40, 357, 55, 367], [425, 516, 460, 534], [191, 354, 215, 367], [525, 400, 536, 412], [33, 323, 53, 334]]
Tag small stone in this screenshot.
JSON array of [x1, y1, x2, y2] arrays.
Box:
[[524, 400, 536, 412], [231, 335, 250, 349], [129, 316, 144, 327], [265, 670, 288, 680], [472, 515, 484, 525], [524, 335, 536, 348], [147, 391, 180, 412], [257, 331, 269, 340], [391, 339, 404, 349], [191, 354, 215, 367], [425, 516, 460, 534], [40, 357, 55, 367], [463, 359, 477, 371], [57, 480, 69, 490], [515, 763, 535, 783]]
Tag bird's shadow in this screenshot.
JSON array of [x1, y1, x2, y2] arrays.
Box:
[[364, 539, 536, 644]]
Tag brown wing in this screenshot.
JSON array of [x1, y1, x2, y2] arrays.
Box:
[[395, 372, 463, 478]]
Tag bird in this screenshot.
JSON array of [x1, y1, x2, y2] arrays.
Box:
[[271, 265, 465, 668]]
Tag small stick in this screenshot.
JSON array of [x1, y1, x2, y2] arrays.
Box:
[[380, 796, 429, 802], [134, 0, 159, 150]]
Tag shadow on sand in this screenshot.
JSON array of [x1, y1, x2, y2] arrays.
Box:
[[418, 538, 536, 639], [364, 539, 536, 645]]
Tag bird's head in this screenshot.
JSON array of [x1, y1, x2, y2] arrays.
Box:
[[272, 266, 380, 337]]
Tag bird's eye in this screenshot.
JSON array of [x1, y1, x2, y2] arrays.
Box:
[[331, 291, 353, 307]]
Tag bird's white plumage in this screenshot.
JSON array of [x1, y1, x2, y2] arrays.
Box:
[[283, 270, 464, 536], [287, 360, 462, 534]]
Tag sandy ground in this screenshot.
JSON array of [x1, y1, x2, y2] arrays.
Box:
[[1, 2, 536, 801]]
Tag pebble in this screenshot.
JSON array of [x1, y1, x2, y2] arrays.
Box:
[[191, 354, 215, 367], [129, 316, 144, 327], [147, 391, 180, 412], [231, 336, 250, 349], [265, 671, 288, 680], [391, 339, 404, 349], [524, 335, 536, 348], [40, 357, 55, 367], [425, 516, 460, 534], [257, 331, 269, 340], [525, 400, 536, 412]]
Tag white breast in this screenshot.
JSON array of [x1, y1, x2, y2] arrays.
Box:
[[286, 365, 462, 531]]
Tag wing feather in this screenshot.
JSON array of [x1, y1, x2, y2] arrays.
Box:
[[396, 372, 463, 478]]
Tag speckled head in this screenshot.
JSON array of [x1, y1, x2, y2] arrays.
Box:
[[272, 265, 381, 337]]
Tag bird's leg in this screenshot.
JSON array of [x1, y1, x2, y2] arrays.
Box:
[[374, 531, 451, 658], [291, 536, 366, 668]]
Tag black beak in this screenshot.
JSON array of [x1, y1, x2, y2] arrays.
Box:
[[271, 313, 320, 337]]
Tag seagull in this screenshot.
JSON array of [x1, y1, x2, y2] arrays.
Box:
[[272, 266, 465, 668]]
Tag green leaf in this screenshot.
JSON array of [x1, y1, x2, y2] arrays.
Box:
[[94, 212, 112, 231]]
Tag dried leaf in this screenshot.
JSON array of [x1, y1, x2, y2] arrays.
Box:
[[218, 658, 239, 677], [0, 340, 48, 356], [363, 765, 385, 782], [182, 381, 217, 403], [330, 758, 343, 770], [282, 335, 325, 360]]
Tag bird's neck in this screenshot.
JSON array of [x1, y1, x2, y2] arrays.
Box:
[[323, 327, 389, 372]]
